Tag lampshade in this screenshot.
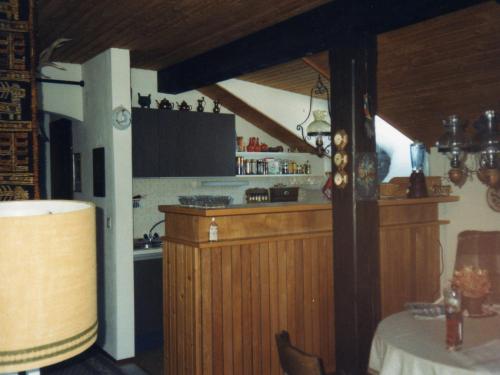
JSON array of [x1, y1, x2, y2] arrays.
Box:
[[474, 110, 499, 169], [436, 115, 470, 168], [0, 200, 97, 373], [307, 110, 331, 137]]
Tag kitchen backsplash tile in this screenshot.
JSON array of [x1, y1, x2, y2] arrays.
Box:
[[132, 176, 327, 238]]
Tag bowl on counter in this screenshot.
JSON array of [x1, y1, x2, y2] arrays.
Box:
[[178, 195, 233, 208]]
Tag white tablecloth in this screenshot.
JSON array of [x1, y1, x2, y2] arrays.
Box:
[[369, 311, 500, 375]]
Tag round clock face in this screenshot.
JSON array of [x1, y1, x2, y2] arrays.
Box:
[[333, 130, 348, 149], [334, 152, 348, 168], [486, 187, 500, 212], [334, 171, 348, 188]]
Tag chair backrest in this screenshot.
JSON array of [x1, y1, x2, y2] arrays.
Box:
[[455, 230, 500, 303], [275, 331, 325, 375]]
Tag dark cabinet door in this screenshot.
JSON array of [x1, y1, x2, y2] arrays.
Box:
[[175, 112, 235, 177], [133, 108, 235, 177], [157, 110, 182, 176], [132, 108, 159, 177]]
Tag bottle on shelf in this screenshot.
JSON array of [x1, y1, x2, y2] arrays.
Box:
[[209, 217, 218, 241]]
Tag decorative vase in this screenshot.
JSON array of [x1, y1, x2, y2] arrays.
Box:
[[462, 295, 486, 315]]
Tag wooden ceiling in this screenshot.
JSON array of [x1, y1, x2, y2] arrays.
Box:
[[37, 0, 329, 70], [239, 53, 330, 97], [238, 2, 500, 147], [37, 1, 500, 147], [377, 1, 500, 147]]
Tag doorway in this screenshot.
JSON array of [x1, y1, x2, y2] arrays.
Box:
[[49, 118, 73, 199]]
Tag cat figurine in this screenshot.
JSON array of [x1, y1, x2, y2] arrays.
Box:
[[138, 93, 151, 108]]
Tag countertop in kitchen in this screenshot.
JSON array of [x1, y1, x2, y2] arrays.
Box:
[[158, 200, 332, 217], [133, 247, 163, 261]]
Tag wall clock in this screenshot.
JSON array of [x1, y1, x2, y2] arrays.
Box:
[[486, 187, 500, 212]]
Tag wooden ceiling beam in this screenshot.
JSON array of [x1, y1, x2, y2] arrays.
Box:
[[198, 84, 317, 154], [158, 0, 489, 93], [302, 56, 330, 80]]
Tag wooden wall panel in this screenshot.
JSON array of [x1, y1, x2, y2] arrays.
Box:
[[164, 233, 335, 375], [415, 224, 441, 302], [379, 222, 442, 318], [379, 227, 414, 318]]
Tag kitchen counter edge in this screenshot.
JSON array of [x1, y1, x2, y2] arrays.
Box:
[[158, 201, 332, 217]]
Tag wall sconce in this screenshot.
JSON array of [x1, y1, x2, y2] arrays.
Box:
[[437, 110, 499, 188], [296, 75, 331, 157]]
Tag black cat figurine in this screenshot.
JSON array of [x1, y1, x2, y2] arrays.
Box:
[[138, 93, 151, 108]]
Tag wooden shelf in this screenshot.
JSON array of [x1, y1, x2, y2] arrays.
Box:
[[236, 151, 321, 158], [235, 173, 316, 178]]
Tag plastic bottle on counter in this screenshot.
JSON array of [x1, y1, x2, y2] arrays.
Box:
[[209, 217, 218, 241]]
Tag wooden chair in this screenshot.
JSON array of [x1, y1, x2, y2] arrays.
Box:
[[454, 230, 500, 303], [275, 331, 325, 375]]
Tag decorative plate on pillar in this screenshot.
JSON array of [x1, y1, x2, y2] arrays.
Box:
[[486, 187, 500, 212], [355, 152, 378, 200]]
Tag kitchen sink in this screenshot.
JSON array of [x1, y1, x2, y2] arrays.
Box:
[[134, 238, 162, 250]]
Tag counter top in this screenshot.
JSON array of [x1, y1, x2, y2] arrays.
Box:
[[134, 248, 162, 261], [159, 196, 459, 217], [158, 201, 332, 217]]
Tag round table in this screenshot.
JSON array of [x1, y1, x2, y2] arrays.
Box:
[[369, 311, 500, 375]]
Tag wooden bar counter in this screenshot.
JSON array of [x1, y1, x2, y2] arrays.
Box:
[[158, 196, 458, 374], [158, 202, 335, 375]]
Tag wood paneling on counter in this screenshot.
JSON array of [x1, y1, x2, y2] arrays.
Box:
[[163, 234, 335, 375], [165, 209, 332, 243], [377, 197, 458, 318]]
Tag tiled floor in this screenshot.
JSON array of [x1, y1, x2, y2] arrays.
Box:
[[129, 348, 163, 375], [119, 363, 149, 375]]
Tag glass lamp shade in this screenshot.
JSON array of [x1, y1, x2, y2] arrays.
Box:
[[410, 141, 426, 172], [475, 110, 499, 169], [307, 110, 331, 137], [436, 115, 471, 153], [0, 200, 97, 373]]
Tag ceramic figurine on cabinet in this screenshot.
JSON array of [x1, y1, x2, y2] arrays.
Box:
[[156, 98, 174, 110], [138, 93, 151, 108], [213, 99, 221, 113], [196, 97, 206, 112], [177, 100, 192, 111]]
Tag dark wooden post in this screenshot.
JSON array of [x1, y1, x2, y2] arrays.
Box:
[[331, 31, 380, 375]]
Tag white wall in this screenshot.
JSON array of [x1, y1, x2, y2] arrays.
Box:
[[39, 63, 84, 121], [429, 148, 500, 291], [375, 115, 413, 181], [219, 78, 330, 152], [73, 49, 134, 359], [131, 69, 287, 149]]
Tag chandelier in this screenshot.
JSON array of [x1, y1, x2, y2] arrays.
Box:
[[436, 110, 500, 188], [296, 75, 331, 157]]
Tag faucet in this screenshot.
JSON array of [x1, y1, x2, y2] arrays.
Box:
[[144, 219, 165, 242]]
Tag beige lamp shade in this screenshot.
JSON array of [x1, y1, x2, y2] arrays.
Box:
[[0, 200, 97, 373]]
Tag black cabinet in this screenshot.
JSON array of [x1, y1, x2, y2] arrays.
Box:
[[134, 256, 163, 353], [132, 108, 236, 177]]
